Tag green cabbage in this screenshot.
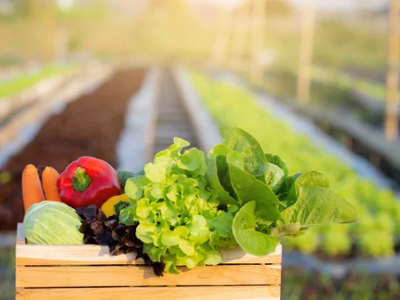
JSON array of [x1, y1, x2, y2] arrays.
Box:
[[23, 201, 84, 245], [120, 138, 237, 274]]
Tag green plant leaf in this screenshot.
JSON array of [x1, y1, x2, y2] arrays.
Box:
[[233, 201, 280, 256], [220, 127, 267, 176], [265, 153, 289, 176], [295, 171, 329, 193], [176, 147, 207, 176], [207, 145, 238, 205], [278, 171, 328, 211], [277, 174, 300, 211], [281, 185, 358, 227], [264, 163, 285, 193], [228, 163, 281, 222], [270, 222, 302, 237]]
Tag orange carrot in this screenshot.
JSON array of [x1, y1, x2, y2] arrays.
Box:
[[22, 164, 45, 212], [42, 166, 61, 201]]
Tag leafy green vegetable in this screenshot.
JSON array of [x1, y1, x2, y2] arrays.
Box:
[[233, 201, 280, 256], [281, 185, 358, 227], [207, 145, 238, 206], [23, 201, 84, 245], [295, 171, 329, 194], [120, 138, 237, 274], [120, 121, 358, 270], [207, 127, 356, 257], [265, 153, 289, 176], [228, 163, 281, 222], [117, 170, 135, 193], [270, 222, 302, 238], [220, 127, 267, 176], [264, 163, 285, 193]]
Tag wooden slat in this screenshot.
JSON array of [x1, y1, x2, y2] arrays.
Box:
[[221, 244, 282, 265], [16, 244, 139, 266], [16, 222, 281, 266], [16, 286, 281, 300], [16, 243, 281, 266], [16, 265, 281, 288]]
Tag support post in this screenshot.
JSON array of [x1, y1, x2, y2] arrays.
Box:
[[211, 7, 232, 70], [250, 0, 267, 84], [296, 0, 315, 104], [384, 0, 399, 141]]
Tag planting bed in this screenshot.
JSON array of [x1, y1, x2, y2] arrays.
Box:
[[0, 68, 145, 231]]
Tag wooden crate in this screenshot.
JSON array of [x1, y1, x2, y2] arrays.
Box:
[[15, 223, 281, 300]]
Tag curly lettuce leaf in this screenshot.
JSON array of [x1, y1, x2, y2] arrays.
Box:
[[120, 138, 237, 274]]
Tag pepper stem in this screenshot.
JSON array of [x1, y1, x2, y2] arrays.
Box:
[[72, 167, 91, 192]]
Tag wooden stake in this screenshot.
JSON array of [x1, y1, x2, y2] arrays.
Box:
[[211, 7, 232, 70], [229, 3, 250, 71], [384, 0, 399, 141], [296, 0, 315, 104], [250, 0, 267, 84]]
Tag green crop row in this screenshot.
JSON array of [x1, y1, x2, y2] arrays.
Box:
[[281, 266, 400, 300], [0, 64, 79, 100], [190, 71, 400, 258]]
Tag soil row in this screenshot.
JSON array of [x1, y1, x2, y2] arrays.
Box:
[[0, 68, 145, 230]]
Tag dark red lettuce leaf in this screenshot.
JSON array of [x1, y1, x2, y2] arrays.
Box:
[[77, 205, 165, 276]]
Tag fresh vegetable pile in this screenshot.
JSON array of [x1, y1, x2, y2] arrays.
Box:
[[22, 128, 357, 275]]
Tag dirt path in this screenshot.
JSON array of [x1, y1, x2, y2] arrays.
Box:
[[153, 70, 199, 154], [0, 68, 145, 230]]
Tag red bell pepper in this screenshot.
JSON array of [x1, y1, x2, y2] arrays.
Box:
[[57, 156, 121, 209]]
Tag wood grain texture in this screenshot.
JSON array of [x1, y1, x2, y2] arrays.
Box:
[[16, 244, 281, 266], [16, 265, 281, 288], [16, 286, 281, 300], [16, 224, 282, 266], [221, 245, 282, 265], [16, 243, 139, 266]]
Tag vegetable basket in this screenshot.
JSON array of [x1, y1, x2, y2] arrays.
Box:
[[15, 223, 282, 300]]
